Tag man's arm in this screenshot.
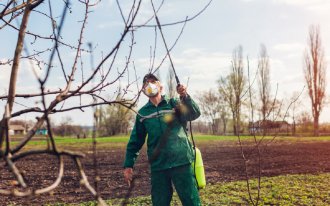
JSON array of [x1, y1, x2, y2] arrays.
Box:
[[123, 115, 147, 167], [176, 84, 201, 121], [180, 95, 201, 121], [123, 115, 147, 185]]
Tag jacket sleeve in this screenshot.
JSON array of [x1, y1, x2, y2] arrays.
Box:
[[173, 95, 201, 122], [123, 115, 147, 168]]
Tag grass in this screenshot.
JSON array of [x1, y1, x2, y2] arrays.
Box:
[[7, 133, 330, 157], [7, 135, 330, 205], [198, 173, 330, 205], [10, 136, 129, 148], [12, 134, 330, 146], [45, 173, 330, 206], [192, 134, 330, 142]]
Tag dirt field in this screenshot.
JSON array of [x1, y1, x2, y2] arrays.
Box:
[[1, 139, 330, 205]]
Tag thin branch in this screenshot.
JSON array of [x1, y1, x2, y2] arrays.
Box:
[[0, 0, 33, 151], [133, 0, 213, 28], [35, 156, 64, 194], [74, 157, 108, 206], [5, 156, 27, 188], [0, 0, 41, 18]]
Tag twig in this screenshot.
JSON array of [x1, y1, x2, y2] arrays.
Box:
[[75, 157, 108, 206]]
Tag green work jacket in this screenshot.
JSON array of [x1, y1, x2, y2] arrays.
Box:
[[123, 95, 201, 171]]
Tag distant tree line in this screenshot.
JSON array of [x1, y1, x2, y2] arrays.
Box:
[[52, 103, 135, 137], [9, 25, 326, 138], [9, 102, 135, 137], [193, 24, 327, 137], [97, 103, 135, 136]]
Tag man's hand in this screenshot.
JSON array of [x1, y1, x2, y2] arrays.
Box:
[[123, 168, 133, 187], [176, 84, 187, 98]]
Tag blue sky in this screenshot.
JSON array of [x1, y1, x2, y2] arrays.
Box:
[[1, 0, 330, 125]]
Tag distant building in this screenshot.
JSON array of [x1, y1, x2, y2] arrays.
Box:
[[36, 127, 48, 135], [8, 121, 48, 136], [9, 124, 26, 135], [249, 120, 292, 135]]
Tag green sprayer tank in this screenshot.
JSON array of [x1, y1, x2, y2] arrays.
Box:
[[192, 147, 206, 189]]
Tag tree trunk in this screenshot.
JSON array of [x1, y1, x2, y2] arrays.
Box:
[[314, 113, 319, 136], [223, 120, 227, 135], [0, 4, 32, 150], [233, 122, 238, 136]]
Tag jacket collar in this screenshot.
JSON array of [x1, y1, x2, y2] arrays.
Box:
[[145, 95, 170, 107]]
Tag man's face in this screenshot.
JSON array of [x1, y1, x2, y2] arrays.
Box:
[[143, 78, 160, 97]]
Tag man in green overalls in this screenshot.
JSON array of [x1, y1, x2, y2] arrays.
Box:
[[123, 73, 201, 206]]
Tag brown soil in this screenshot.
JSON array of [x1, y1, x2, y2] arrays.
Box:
[[1, 139, 330, 205]]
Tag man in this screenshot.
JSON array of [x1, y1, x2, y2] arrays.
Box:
[[123, 73, 201, 206]]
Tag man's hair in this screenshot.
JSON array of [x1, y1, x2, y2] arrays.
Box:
[[142, 73, 159, 84]]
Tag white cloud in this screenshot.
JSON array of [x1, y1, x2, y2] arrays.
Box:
[[181, 48, 204, 56], [273, 43, 305, 59], [112, 1, 154, 25], [273, 0, 322, 6], [173, 49, 232, 92], [106, 0, 115, 8], [273, 0, 330, 12], [273, 43, 305, 53], [20, 59, 44, 79], [269, 58, 305, 96], [97, 21, 123, 29], [0, 61, 11, 95], [0, 59, 50, 97], [132, 49, 232, 94]]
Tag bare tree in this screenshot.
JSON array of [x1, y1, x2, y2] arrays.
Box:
[[219, 95, 229, 134], [98, 103, 135, 136], [303, 25, 327, 137], [240, 56, 304, 206], [0, 1, 143, 203], [0, 0, 212, 204], [257, 44, 271, 134], [53, 116, 84, 137], [166, 66, 177, 98], [287, 91, 303, 136], [196, 90, 221, 134], [296, 111, 313, 134], [218, 45, 246, 135]]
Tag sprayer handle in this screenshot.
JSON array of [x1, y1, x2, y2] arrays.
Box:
[[176, 84, 187, 99]]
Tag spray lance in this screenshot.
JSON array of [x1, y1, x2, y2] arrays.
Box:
[[151, 1, 206, 189], [154, 15, 180, 86]]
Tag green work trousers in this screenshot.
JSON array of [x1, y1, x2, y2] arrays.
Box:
[[151, 164, 201, 206]]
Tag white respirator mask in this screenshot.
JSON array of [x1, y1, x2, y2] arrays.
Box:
[[144, 82, 159, 97]]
